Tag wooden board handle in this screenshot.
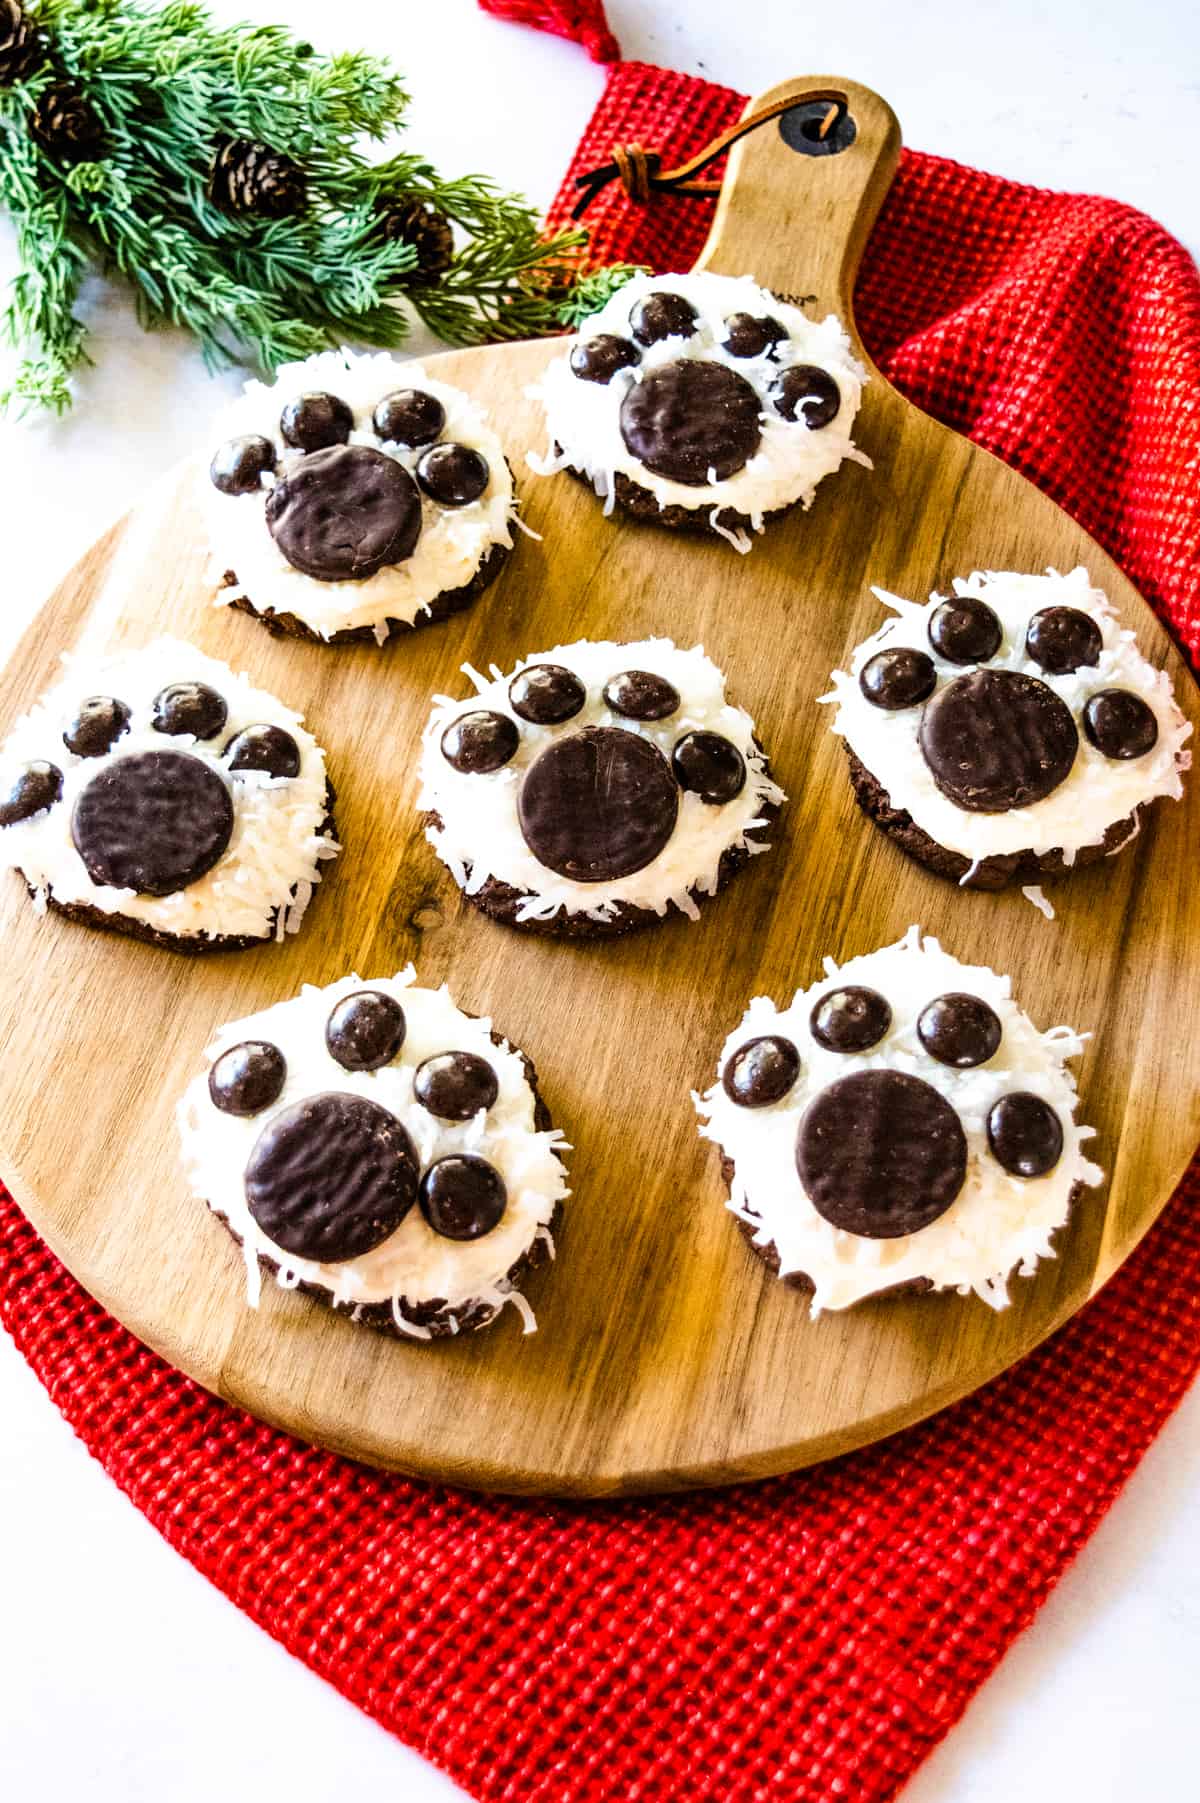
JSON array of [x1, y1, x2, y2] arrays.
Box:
[[694, 76, 901, 357]]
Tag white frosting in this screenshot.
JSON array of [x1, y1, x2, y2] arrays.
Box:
[[176, 969, 570, 1334], [0, 637, 337, 942], [204, 349, 516, 641], [824, 568, 1192, 862], [530, 270, 868, 544], [697, 928, 1104, 1314], [418, 637, 785, 924]]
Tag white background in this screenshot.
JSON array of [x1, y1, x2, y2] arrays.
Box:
[[2, 1, 1198, 1797]]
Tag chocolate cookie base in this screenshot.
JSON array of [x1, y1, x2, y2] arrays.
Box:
[[26, 784, 337, 955], [210, 1043, 559, 1340], [567, 463, 791, 539], [426, 784, 781, 941], [845, 747, 1149, 892], [723, 1154, 1086, 1307], [219, 541, 509, 646]]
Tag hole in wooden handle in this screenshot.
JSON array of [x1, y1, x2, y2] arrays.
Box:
[[779, 99, 856, 157]]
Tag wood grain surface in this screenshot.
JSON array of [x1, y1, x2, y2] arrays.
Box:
[[2, 78, 1198, 1497]]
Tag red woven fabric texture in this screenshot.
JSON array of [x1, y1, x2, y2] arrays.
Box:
[[477, 1, 620, 63], [4, 52, 1200, 1803]]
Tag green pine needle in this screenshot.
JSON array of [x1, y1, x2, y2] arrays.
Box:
[[0, 0, 629, 412]]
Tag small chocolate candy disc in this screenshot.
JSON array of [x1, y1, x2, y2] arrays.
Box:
[[917, 992, 1002, 1067], [797, 1069, 967, 1238], [71, 751, 233, 895], [245, 1093, 419, 1262], [1025, 606, 1103, 675], [416, 442, 490, 507], [0, 761, 63, 826], [280, 390, 353, 451], [518, 725, 678, 882], [266, 445, 421, 580], [858, 647, 937, 710], [209, 1040, 286, 1117], [441, 710, 520, 774], [325, 989, 407, 1072], [919, 669, 1078, 812], [418, 1154, 507, 1241], [602, 669, 680, 721], [722, 1034, 801, 1108], [570, 334, 640, 384], [1082, 688, 1159, 760], [509, 663, 587, 726], [225, 723, 301, 779], [672, 730, 746, 804], [986, 1092, 1063, 1178], [372, 388, 445, 447], [210, 434, 276, 496], [810, 985, 892, 1053], [63, 696, 131, 759], [770, 364, 841, 429], [629, 290, 699, 345], [414, 1050, 500, 1121], [619, 359, 762, 485], [722, 313, 787, 359], [152, 681, 228, 741], [928, 597, 1003, 665]]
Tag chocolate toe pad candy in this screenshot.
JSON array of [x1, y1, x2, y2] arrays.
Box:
[[518, 725, 679, 882], [266, 444, 421, 580], [372, 388, 445, 447], [1082, 688, 1159, 760], [416, 443, 490, 507], [71, 750, 234, 896], [722, 313, 787, 359], [919, 668, 1078, 811], [722, 1035, 801, 1108], [153, 681, 228, 741], [325, 989, 407, 1072], [859, 647, 937, 710], [245, 1092, 419, 1262], [1025, 606, 1102, 674], [225, 723, 301, 778], [280, 391, 353, 452], [418, 1153, 507, 1241], [64, 696, 131, 759], [209, 1040, 287, 1117], [917, 992, 1002, 1067], [509, 664, 586, 726], [1, 761, 63, 825], [629, 291, 698, 346], [797, 1069, 967, 1238], [671, 730, 746, 804], [809, 985, 891, 1052], [987, 1092, 1063, 1178], [928, 597, 1003, 665], [210, 434, 276, 495], [619, 359, 762, 485], [770, 364, 841, 429], [570, 335, 640, 384], [414, 1050, 499, 1121]]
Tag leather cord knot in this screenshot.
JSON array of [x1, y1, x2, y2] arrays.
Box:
[[572, 90, 850, 220]]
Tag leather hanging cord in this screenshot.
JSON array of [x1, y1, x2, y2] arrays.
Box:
[[571, 90, 849, 218]]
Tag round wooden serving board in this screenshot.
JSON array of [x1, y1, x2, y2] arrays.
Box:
[[2, 78, 1199, 1497]]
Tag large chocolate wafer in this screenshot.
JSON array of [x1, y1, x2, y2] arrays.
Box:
[[244, 1092, 419, 1263], [619, 359, 762, 485], [796, 1069, 967, 1238], [71, 751, 234, 896], [266, 444, 421, 581], [918, 668, 1078, 812], [517, 725, 679, 882]]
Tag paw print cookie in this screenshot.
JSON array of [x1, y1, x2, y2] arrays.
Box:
[[824, 568, 1191, 889], [177, 970, 570, 1338], [531, 271, 868, 549], [695, 928, 1103, 1314], [418, 637, 785, 937], [0, 638, 337, 950], [205, 349, 518, 645]]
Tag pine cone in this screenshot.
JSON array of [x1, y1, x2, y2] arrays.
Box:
[[376, 197, 455, 284], [30, 81, 106, 164], [0, 0, 38, 86], [208, 137, 307, 220]]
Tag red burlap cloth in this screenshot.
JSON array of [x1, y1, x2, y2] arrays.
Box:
[[4, 45, 1200, 1803]]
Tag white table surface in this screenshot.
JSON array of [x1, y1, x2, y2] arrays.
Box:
[[2, 2, 1198, 1797]]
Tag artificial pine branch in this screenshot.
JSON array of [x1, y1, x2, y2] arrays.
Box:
[[0, 0, 642, 413]]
